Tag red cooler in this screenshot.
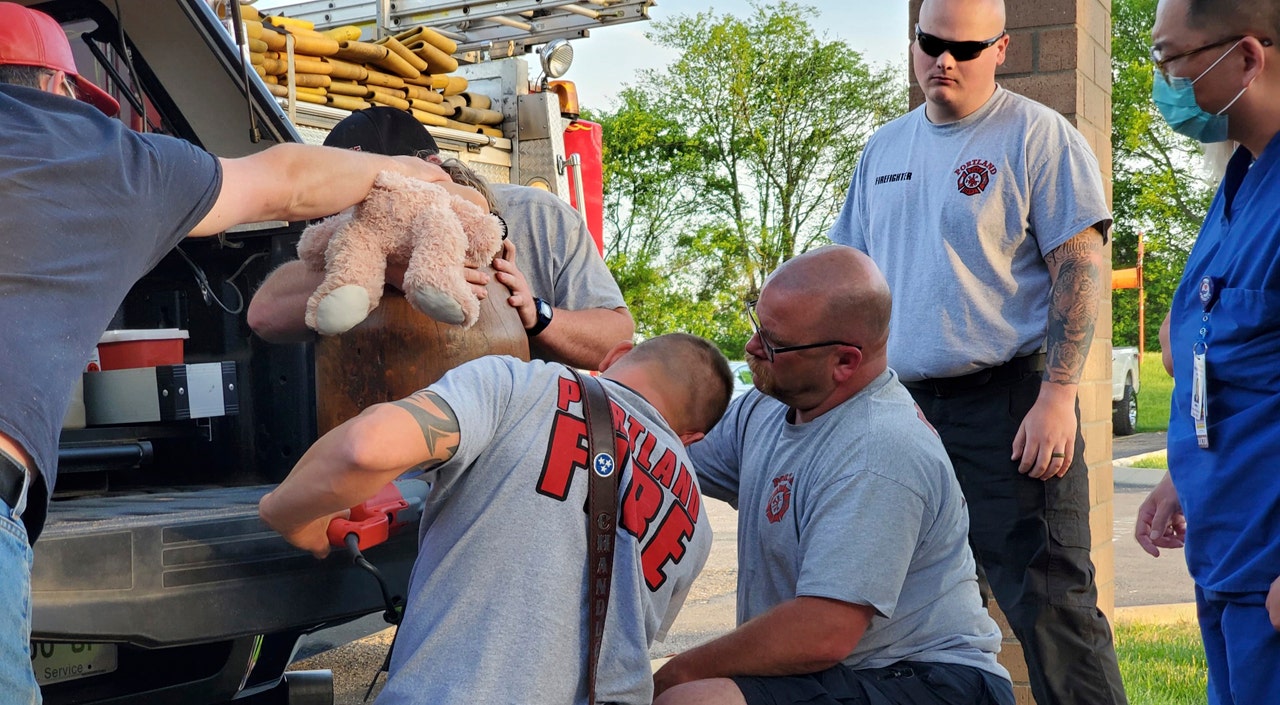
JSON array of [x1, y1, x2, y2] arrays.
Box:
[[96, 329, 189, 370]]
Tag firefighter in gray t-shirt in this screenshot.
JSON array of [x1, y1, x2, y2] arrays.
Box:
[[828, 1, 1125, 704], [653, 246, 1014, 705], [260, 334, 733, 705]]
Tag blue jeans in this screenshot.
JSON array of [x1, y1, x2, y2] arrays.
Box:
[[0, 498, 40, 705]]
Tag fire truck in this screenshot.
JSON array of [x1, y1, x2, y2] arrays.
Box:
[[20, 1, 649, 703]]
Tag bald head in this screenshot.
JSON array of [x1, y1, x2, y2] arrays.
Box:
[[765, 246, 892, 353], [914, 0, 1009, 122], [919, 0, 1006, 35]]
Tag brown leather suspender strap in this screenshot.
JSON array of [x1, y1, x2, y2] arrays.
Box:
[[572, 370, 619, 705]]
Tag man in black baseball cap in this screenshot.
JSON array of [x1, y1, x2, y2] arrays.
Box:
[[250, 107, 635, 366], [324, 105, 441, 156], [324, 107, 496, 212]]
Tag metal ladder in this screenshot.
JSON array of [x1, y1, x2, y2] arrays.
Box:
[[252, 0, 656, 60]]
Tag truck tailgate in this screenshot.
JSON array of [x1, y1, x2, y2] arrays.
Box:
[[32, 486, 417, 647]]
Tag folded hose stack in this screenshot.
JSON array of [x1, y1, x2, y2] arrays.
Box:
[[237, 6, 504, 138]]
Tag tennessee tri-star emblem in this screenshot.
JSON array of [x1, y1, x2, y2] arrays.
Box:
[[593, 453, 614, 478], [954, 158, 998, 196], [765, 473, 794, 524]]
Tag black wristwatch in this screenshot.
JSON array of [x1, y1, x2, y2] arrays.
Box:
[[527, 297, 554, 336]]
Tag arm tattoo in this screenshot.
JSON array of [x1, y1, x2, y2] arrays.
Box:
[[392, 391, 461, 466], [1044, 229, 1103, 385]]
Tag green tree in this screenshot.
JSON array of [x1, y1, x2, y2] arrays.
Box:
[[588, 88, 724, 345], [1111, 0, 1218, 350], [593, 2, 906, 352]]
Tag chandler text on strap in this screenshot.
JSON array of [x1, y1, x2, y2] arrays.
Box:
[[571, 370, 619, 705]]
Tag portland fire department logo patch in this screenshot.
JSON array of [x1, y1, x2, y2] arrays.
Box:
[[954, 158, 998, 196], [765, 473, 794, 524]]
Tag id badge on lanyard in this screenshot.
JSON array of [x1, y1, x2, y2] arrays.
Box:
[[1191, 276, 1220, 449]]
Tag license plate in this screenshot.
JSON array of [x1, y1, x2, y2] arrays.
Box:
[[31, 642, 118, 686]]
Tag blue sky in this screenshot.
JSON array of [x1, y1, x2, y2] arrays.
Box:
[[558, 1, 910, 110]]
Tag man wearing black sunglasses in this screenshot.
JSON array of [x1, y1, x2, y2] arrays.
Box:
[[829, 1, 1125, 704], [652, 246, 1014, 705]]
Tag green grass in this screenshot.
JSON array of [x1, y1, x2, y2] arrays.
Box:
[[1136, 352, 1174, 433], [1115, 620, 1208, 704], [1126, 451, 1168, 469]]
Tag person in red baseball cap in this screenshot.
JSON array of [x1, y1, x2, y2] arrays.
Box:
[[0, 2, 119, 115], [0, 5, 491, 700]]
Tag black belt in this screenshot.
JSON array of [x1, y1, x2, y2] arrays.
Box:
[[904, 353, 1046, 397], [0, 453, 28, 515]]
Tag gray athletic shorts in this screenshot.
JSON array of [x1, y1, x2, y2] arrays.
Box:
[[732, 661, 1014, 705]]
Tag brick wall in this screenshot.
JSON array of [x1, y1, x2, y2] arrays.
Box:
[[907, 1, 1115, 702]]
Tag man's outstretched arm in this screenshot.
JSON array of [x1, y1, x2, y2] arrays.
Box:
[[193, 144, 487, 237], [259, 390, 459, 557]]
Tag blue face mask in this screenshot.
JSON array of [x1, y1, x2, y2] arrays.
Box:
[[1151, 39, 1249, 143]]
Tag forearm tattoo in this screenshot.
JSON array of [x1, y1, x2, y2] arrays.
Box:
[[392, 391, 461, 465], [1044, 230, 1103, 385]]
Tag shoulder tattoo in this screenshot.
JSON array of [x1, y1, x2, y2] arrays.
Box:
[[391, 390, 460, 464]]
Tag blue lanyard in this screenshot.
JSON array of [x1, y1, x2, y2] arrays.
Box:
[[1191, 276, 1221, 449], [1196, 275, 1221, 344]]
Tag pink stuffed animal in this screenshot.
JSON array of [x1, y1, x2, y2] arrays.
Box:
[[296, 170, 505, 335]]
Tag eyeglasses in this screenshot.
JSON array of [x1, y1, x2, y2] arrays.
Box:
[[745, 299, 859, 362], [1150, 35, 1273, 80], [915, 24, 1006, 61], [44, 69, 78, 100]]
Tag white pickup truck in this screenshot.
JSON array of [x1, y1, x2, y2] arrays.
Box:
[[1112, 346, 1141, 436]]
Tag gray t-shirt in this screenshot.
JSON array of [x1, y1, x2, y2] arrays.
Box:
[[378, 356, 711, 705], [829, 86, 1111, 381], [689, 370, 1008, 678], [491, 183, 627, 312]]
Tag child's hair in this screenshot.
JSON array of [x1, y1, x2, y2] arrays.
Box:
[[415, 150, 499, 217]]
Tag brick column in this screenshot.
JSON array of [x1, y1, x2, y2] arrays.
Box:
[[908, 1, 1114, 703]]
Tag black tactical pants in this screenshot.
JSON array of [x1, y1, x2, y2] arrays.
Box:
[[908, 371, 1128, 705]]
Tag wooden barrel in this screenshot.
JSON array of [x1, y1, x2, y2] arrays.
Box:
[[315, 268, 529, 434]]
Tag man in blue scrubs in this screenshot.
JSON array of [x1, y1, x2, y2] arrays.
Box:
[[1136, 1, 1280, 703]]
